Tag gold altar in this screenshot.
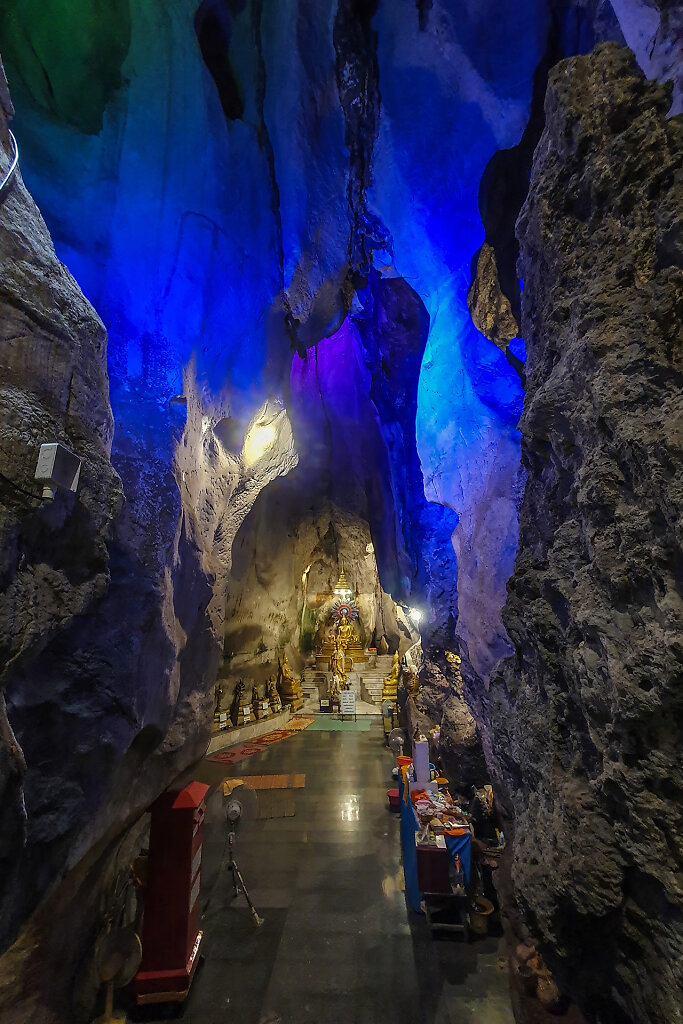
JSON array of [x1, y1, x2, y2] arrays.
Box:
[[315, 566, 367, 669]]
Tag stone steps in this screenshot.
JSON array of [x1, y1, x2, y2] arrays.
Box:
[[301, 667, 325, 700], [358, 668, 386, 705], [301, 655, 395, 706]]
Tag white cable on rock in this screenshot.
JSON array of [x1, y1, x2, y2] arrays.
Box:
[[0, 129, 19, 196]]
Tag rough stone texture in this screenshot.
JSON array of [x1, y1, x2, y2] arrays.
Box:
[[0, 67, 119, 940], [610, 0, 683, 113], [418, 659, 489, 790], [0, 61, 298, 1023], [467, 242, 520, 349], [484, 44, 682, 1023], [1, 6, 682, 1021]]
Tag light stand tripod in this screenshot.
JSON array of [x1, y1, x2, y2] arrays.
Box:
[[226, 800, 264, 928]]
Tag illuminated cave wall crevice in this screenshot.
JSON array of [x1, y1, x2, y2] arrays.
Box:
[[221, 274, 459, 694]]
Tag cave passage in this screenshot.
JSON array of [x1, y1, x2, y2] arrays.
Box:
[[0, 4, 681, 1024]]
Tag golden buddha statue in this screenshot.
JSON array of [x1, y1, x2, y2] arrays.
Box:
[[329, 634, 347, 687], [445, 650, 463, 691], [277, 653, 303, 711], [404, 667, 420, 697], [320, 615, 365, 662], [336, 615, 354, 648], [381, 651, 400, 710]]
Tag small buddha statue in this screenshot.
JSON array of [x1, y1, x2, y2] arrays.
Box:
[[404, 668, 420, 697], [381, 651, 400, 711], [267, 677, 282, 714], [251, 685, 260, 719], [277, 653, 303, 711], [231, 679, 252, 725]]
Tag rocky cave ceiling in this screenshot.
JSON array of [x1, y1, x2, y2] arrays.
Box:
[[0, 2, 681, 1023]]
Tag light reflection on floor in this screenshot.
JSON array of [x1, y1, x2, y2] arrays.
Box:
[[340, 794, 360, 821]]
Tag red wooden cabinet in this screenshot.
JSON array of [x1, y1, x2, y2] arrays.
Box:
[[416, 841, 451, 895], [133, 781, 209, 1005]]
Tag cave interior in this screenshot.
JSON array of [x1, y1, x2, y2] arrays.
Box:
[[0, 2, 681, 1023]]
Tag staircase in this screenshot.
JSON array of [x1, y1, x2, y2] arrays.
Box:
[[358, 654, 394, 706], [301, 667, 325, 702]]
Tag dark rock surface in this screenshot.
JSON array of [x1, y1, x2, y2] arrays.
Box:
[[484, 43, 682, 1023], [0, 60, 298, 1022], [0, 64, 120, 942]]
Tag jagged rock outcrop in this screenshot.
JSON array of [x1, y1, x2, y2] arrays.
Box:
[[467, 242, 520, 349], [610, 0, 683, 113], [486, 44, 682, 1023]]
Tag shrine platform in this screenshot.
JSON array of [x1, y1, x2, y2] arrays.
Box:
[[206, 707, 292, 754]]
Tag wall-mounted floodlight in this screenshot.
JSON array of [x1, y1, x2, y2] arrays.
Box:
[[34, 443, 81, 500], [408, 607, 423, 624]]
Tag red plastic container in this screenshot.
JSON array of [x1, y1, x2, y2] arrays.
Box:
[[387, 788, 400, 812]]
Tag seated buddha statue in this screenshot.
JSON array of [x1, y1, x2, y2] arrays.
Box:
[[320, 613, 366, 662], [278, 653, 303, 711], [336, 615, 354, 648], [381, 651, 400, 710]]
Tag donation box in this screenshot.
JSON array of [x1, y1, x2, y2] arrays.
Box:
[[133, 781, 209, 1005]]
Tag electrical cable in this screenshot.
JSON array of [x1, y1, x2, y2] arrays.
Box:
[[0, 129, 19, 198], [0, 468, 42, 502]]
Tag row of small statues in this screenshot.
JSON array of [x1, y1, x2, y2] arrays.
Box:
[[214, 678, 282, 726], [214, 653, 305, 728]]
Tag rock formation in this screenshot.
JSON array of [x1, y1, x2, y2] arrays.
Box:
[[467, 242, 520, 349], [485, 44, 682, 1023], [0, 57, 297, 1020]]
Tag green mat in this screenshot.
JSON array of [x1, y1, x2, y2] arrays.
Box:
[[306, 716, 372, 731]]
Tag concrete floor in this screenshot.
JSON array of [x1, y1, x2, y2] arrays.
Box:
[[132, 719, 514, 1024]]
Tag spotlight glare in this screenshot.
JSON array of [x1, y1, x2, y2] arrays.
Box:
[[242, 421, 277, 467]]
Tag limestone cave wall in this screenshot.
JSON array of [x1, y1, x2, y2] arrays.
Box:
[[480, 44, 682, 1023], [0, 51, 298, 1021]]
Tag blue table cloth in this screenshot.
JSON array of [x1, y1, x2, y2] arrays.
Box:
[[398, 776, 471, 913]]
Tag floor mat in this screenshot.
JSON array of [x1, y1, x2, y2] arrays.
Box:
[[306, 717, 371, 731], [236, 774, 305, 791], [252, 730, 293, 745], [255, 790, 295, 819], [206, 742, 267, 764], [281, 716, 315, 731]]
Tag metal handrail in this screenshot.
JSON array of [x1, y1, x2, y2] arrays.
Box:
[[0, 128, 18, 197]]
